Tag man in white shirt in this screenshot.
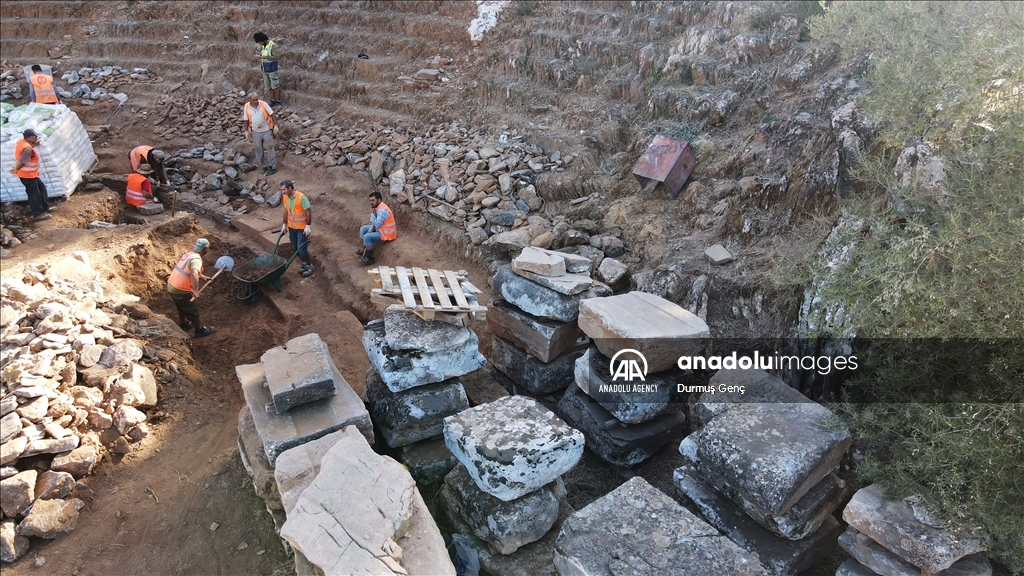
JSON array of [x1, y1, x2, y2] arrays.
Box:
[[241, 92, 278, 175]]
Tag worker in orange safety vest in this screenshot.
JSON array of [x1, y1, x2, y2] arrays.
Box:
[[166, 238, 216, 338], [358, 191, 397, 265], [279, 180, 314, 277], [125, 164, 157, 208], [9, 129, 52, 220], [129, 145, 170, 187], [28, 65, 59, 104]]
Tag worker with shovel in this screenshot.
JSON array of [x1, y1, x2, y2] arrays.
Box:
[[166, 238, 220, 338]]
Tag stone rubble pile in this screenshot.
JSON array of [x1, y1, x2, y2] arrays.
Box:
[[0, 254, 173, 564], [151, 91, 269, 141], [57, 66, 158, 105], [441, 395, 584, 557], [836, 483, 991, 576], [557, 290, 708, 467], [168, 142, 261, 223], [674, 369, 853, 575]]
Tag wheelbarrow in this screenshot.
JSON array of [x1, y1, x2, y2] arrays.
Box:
[[233, 232, 301, 303]]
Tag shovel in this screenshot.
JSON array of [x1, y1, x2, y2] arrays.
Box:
[[191, 255, 235, 301]]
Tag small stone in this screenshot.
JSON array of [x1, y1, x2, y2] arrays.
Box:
[[237, 542, 248, 551], [210, 522, 220, 531], [705, 243, 735, 264]]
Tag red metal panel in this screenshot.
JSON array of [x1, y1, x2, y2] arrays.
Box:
[[632, 135, 697, 198]]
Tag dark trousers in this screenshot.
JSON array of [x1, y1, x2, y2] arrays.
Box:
[[289, 227, 311, 264], [170, 292, 201, 328], [19, 177, 50, 217]]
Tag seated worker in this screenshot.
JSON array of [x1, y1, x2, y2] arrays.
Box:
[[358, 192, 397, 265], [125, 164, 157, 209]]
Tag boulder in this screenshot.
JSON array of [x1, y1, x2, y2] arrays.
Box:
[[34, 470, 75, 500], [365, 369, 469, 448], [396, 437, 459, 488], [838, 526, 992, 576], [362, 318, 485, 393], [574, 347, 685, 424], [16, 498, 85, 538], [0, 520, 30, 563], [261, 333, 337, 413], [443, 395, 584, 501], [0, 470, 37, 517], [487, 299, 580, 363], [512, 247, 566, 277], [128, 364, 158, 407], [492, 265, 611, 323], [554, 477, 765, 576], [490, 336, 586, 396], [97, 338, 144, 368], [704, 244, 735, 264], [50, 445, 100, 478]]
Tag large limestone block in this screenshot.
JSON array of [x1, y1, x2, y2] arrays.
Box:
[[17, 498, 85, 538], [442, 464, 562, 555], [557, 383, 685, 467], [279, 433, 455, 576], [383, 309, 472, 353], [261, 333, 337, 413], [574, 347, 683, 424], [492, 265, 611, 322], [530, 248, 592, 274], [838, 526, 992, 576], [490, 336, 586, 396], [694, 402, 852, 515], [843, 484, 988, 573], [577, 291, 709, 373], [512, 246, 566, 277], [236, 360, 373, 466], [397, 437, 459, 487], [692, 368, 813, 428], [554, 477, 765, 576], [674, 466, 841, 576], [274, 426, 366, 515], [514, 269, 593, 296], [443, 396, 584, 501], [0, 470, 37, 517], [362, 318, 485, 393], [365, 369, 469, 448], [487, 299, 580, 363], [236, 407, 281, 510]]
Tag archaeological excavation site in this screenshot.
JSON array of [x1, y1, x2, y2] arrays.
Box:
[[1, 1, 1021, 575]]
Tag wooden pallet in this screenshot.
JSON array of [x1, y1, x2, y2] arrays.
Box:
[[370, 266, 487, 324]]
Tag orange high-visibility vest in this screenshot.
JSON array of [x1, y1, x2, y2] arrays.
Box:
[[30, 73, 58, 104], [14, 140, 40, 179], [284, 191, 308, 230], [126, 173, 149, 206], [376, 201, 397, 241], [244, 100, 275, 131], [129, 145, 153, 171], [167, 251, 203, 292]]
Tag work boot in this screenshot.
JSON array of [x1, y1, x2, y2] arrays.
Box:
[[270, 99, 282, 107], [33, 213, 51, 221], [194, 326, 216, 338], [358, 254, 375, 266], [265, 167, 278, 176], [260, 167, 268, 175], [301, 264, 315, 277]]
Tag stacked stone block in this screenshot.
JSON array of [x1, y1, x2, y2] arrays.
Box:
[[557, 291, 709, 466], [674, 368, 852, 575], [441, 396, 584, 556]]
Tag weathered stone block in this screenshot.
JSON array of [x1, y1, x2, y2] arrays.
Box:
[[443, 396, 584, 501], [514, 269, 593, 295], [397, 436, 459, 488], [492, 265, 611, 322], [530, 248, 592, 274], [838, 526, 992, 576], [596, 257, 628, 291], [578, 291, 709, 373], [136, 201, 165, 216], [236, 407, 280, 510], [17, 498, 85, 538], [704, 244, 734, 264], [236, 359, 373, 466], [442, 464, 562, 555], [449, 500, 574, 576], [512, 246, 566, 277], [490, 336, 586, 396], [554, 477, 765, 576], [557, 383, 685, 467], [365, 369, 469, 448], [0, 470, 37, 517], [384, 308, 472, 353], [487, 299, 580, 363], [843, 484, 988, 573], [692, 368, 813, 428], [674, 466, 841, 576], [261, 333, 337, 413], [574, 347, 684, 424], [363, 318, 485, 393], [274, 426, 365, 515], [836, 559, 878, 576]]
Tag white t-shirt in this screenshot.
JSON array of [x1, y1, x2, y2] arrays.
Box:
[[243, 101, 274, 133]]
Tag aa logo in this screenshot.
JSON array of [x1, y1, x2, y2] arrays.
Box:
[[610, 349, 648, 382]]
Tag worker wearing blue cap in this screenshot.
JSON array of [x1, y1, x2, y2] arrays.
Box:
[[166, 238, 216, 338]]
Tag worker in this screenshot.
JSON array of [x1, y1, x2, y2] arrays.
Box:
[[28, 65, 59, 104], [241, 92, 278, 175], [125, 164, 157, 209], [166, 238, 216, 338], [9, 129, 52, 221], [254, 32, 282, 106], [129, 145, 170, 187], [358, 192, 397, 265], [279, 180, 315, 277]]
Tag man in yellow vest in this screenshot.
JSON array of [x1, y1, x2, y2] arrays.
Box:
[[28, 65, 60, 104], [241, 92, 278, 175], [254, 32, 282, 107], [358, 192, 397, 265], [279, 180, 315, 277], [9, 129, 52, 221], [125, 164, 157, 209], [166, 238, 216, 338]]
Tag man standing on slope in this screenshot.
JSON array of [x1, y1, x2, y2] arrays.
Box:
[[9, 129, 52, 221], [166, 238, 216, 338], [241, 92, 278, 175], [358, 192, 397, 265], [254, 32, 282, 107], [280, 180, 315, 277]]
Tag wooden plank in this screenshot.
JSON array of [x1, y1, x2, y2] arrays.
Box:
[[445, 269, 470, 309], [412, 268, 436, 312], [394, 266, 418, 309], [378, 266, 395, 292], [429, 269, 453, 309]]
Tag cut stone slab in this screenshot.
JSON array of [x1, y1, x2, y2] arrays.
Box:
[[236, 360, 373, 466], [692, 368, 814, 428], [674, 465, 841, 576], [363, 318, 485, 393], [694, 402, 852, 515], [512, 246, 566, 277], [530, 248, 592, 274], [493, 265, 611, 322], [843, 483, 988, 573], [274, 426, 365, 515], [17, 498, 84, 538], [574, 347, 683, 424], [443, 395, 584, 501], [838, 526, 993, 576], [578, 291, 709, 373], [836, 559, 879, 576], [514, 269, 593, 296], [558, 383, 685, 467], [555, 476, 765, 576], [0, 470, 37, 517], [236, 407, 281, 510], [383, 308, 472, 353], [1, 520, 30, 563], [490, 336, 587, 396], [261, 333, 337, 413], [487, 299, 580, 363], [705, 243, 735, 264], [279, 432, 455, 576], [442, 463, 562, 555], [397, 436, 460, 487], [365, 369, 469, 448], [449, 500, 574, 576], [50, 445, 100, 478]]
